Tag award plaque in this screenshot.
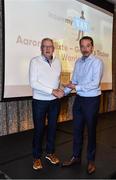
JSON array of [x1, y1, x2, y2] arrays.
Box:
[[60, 72, 71, 85]]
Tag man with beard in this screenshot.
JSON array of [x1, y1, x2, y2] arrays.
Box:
[[62, 36, 103, 174]]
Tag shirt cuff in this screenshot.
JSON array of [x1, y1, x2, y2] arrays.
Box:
[[75, 85, 82, 92], [64, 87, 72, 95], [48, 88, 53, 94]]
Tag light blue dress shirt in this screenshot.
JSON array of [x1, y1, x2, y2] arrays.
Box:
[[64, 54, 103, 97]]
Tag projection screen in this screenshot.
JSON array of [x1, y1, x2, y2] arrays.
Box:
[[3, 0, 113, 98]]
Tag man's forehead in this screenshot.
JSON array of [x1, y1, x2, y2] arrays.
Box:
[[43, 40, 53, 44], [81, 39, 91, 43], [80, 39, 92, 45]]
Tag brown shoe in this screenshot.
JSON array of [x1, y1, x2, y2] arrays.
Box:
[[87, 161, 96, 174], [33, 159, 43, 170], [62, 156, 81, 167], [45, 154, 60, 164]]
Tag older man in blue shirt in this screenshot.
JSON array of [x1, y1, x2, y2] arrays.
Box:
[[62, 36, 103, 174]]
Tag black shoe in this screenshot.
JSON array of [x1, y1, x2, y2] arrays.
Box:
[[62, 156, 81, 167]]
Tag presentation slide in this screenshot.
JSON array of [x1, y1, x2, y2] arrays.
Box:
[[4, 0, 113, 98]]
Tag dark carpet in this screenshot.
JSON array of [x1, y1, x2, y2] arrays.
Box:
[[0, 111, 116, 179]]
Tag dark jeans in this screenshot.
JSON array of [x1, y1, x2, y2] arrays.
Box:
[[32, 98, 60, 159], [72, 95, 100, 161]]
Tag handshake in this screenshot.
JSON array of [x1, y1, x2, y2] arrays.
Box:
[[52, 82, 77, 99], [52, 89, 64, 99]]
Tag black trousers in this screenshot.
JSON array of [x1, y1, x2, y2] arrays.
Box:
[[72, 95, 100, 161], [32, 98, 60, 159]]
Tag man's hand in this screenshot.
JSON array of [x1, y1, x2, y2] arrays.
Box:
[[52, 89, 64, 98], [63, 81, 77, 90]]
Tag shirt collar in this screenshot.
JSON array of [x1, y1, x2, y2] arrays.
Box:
[[81, 54, 93, 62], [41, 55, 55, 62]]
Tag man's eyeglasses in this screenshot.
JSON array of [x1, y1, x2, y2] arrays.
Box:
[[42, 46, 54, 49]]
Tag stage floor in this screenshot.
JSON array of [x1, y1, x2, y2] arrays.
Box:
[[0, 111, 116, 179]]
